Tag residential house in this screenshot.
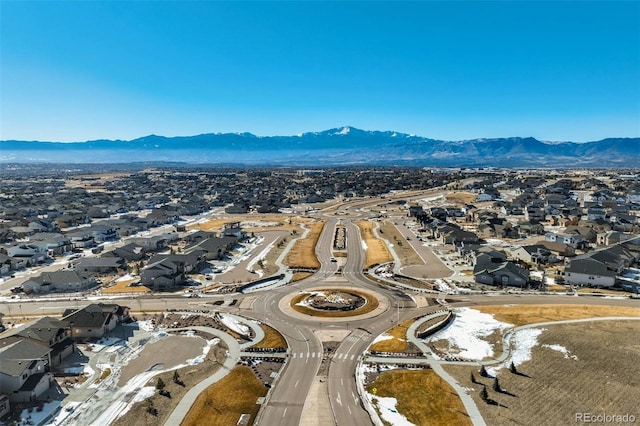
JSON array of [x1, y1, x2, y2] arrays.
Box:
[[564, 257, 616, 288], [140, 258, 185, 290], [511, 245, 557, 265], [103, 243, 146, 262], [474, 257, 529, 288], [61, 303, 129, 342], [525, 204, 546, 223], [0, 317, 75, 367], [21, 270, 96, 294], [73, 257, 126, 274], [0, 339, 53, 403], [185, 236, 238, 260], [0, 394, 9, 419], [545, 232, 587, 249]]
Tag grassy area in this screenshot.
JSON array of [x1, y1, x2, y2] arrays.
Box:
[[576, 287, 629, 295], [444, 321, 640, 426], [252, 324, 287, 350], [290, 289, 379, 318], [365, 369, 471, 426], [101, 278, 150, 294], [284, 221, 325, 269], [189, 215, 310, 234], [181, 366, 267, 426], [378, 221, 423, 267], [292, 272, 314, 282], [357, 220, 393, 269], [445, 191, 477, 204], [369, 319, 414, 353], [476, 304, 640, 327]]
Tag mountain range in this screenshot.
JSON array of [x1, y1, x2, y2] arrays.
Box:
[[1, 126, 639, 167]]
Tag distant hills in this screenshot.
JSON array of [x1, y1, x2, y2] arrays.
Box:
[[1, 126, 639, 167]]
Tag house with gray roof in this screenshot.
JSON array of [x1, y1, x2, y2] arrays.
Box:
[[0, 339, 54, 403], [61, 303, 129, 342], [21, 270, 96, 294], [0, 317, 75, 367], [474, 255, 529, 288], [73, 257, 126, 274]]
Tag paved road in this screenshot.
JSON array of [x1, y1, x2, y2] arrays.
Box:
[[2, 187, 639, 426]]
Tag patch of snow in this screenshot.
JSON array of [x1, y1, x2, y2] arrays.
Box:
[[371, 396, 416, 426], [488, 328, 545, 376], [18, 400, 62, 426], [137, 320, 156, 332], [220, 314, 250, 337], [132, 386, 156, 403], [542, 343, 578, 360], [429, 307, 512, 360], [336, 126, 351, 135], [372, 334, 394, 344], [361, 240, 368, 251]]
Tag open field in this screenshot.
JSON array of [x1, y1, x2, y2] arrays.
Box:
[[112, 342, 229, 426], [252, 324, 287, 350], [357, 220, 393, 269], [365, 369, 472, 426], [101, 278, 150, 294], [378, 221, 423, 267], [189, 215, 310, 234], [65, 172, 132, 191], [445, 191, 478, 204], [369, 319, 414, 353], [181, 366, 267, 426], [444, 320, 640, 426], [290, 288, 379, 318], [118, 335, 205, 386], [476, 304, 640, 327], [284, 221, 325, 269]]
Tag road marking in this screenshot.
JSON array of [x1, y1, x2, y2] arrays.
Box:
[[295, 380, 299, 388], [336, 393, 342, 406], [351, 354, 355, 360], [311, 352, 315, 358], [306, 353, 310, 358], [341, 378, 344, 386], [347, 406, 352, 414], [282, 408, 287, 418]]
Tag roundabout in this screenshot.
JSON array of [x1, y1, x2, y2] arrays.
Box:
[[279, 284, 390, 321]]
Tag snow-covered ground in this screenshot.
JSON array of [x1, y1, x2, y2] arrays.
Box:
[[487, 328, 545, 376], [371, 396, 416, 426], [542, 343, 578, 360], [219, 313, 250, 337], [17, 400, 63, 426], [428, 307, 512, 360], [371, 334, 394, 344]]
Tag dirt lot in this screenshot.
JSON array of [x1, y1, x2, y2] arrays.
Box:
[[112, 341, 229, 426], [444, 320, 640, 426], [357, 220, 393, 269], [445, 191, 477, 204], [118, 334, 206, 386]]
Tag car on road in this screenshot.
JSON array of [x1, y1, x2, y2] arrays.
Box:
[[330, 257, 337, 262]]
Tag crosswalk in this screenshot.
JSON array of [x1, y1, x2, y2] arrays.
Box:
[[290, 352, 357, 361]]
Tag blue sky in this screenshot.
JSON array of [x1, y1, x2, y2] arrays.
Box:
[[1, 1, 638, 142]]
